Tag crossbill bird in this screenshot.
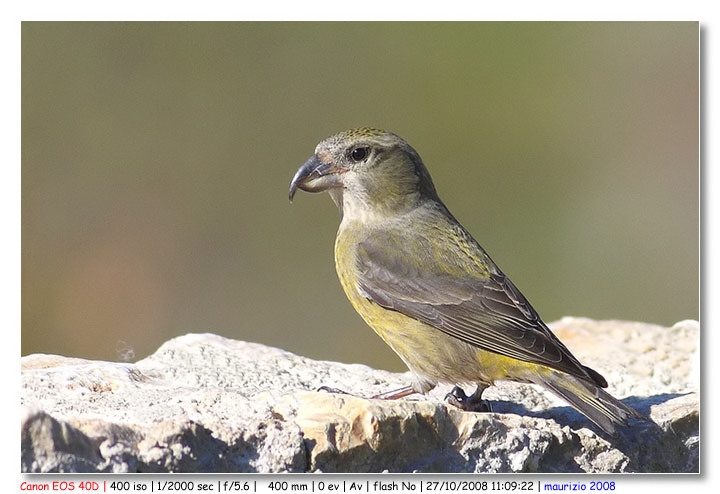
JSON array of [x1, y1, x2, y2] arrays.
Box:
[[289, 127, 642, 435]]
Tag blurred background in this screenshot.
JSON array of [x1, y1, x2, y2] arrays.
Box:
[[22, 22, 698, 371]]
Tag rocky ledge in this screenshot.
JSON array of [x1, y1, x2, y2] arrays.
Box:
[[21, 317, 699, 473]]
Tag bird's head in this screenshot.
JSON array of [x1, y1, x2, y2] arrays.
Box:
[[289, 128, 439, 219]]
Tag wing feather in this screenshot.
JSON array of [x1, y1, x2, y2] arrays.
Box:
[[354, 228, 606, 387]]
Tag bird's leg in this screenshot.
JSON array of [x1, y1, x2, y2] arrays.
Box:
[[317, 384, 418, 401], [371, 385, 417, 400], [445, 384, 492, 412]]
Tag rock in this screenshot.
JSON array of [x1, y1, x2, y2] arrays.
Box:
[[21, 318, 699, 473]]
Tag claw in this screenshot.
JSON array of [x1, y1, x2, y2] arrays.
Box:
[[445, 384, 492, 412], [317, 386, 351, 395]]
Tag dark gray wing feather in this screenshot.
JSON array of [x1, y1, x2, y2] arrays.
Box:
[[355, 237, 607, 387]]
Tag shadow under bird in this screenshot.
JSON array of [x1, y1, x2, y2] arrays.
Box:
[[289, 127, 643, 435]]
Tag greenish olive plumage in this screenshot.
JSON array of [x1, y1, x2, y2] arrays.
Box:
[[289, 128, 642, 435]]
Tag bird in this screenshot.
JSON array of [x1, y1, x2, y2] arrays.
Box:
[[288, 127, 642, 435]]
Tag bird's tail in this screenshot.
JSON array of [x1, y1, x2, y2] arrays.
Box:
[[540, 372, 644, 435]]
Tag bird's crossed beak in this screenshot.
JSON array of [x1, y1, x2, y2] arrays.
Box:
[[288, 155, 343, 201]]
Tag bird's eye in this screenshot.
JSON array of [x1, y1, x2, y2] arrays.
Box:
[[350, 147, 369, 162]]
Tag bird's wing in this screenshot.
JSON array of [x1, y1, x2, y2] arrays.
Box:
[[354, 229, 606, 387]]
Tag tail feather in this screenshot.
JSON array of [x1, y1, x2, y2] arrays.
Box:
[[541, 373, 643, 435]]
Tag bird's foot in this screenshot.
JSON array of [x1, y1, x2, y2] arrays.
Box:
[[317, 385, 352, 395], [445, 384, 492, 412]]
